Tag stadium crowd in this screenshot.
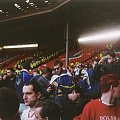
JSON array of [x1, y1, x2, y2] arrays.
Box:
[[0, 43, 120, 120]]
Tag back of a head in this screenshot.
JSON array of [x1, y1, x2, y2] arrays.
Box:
[[67, 85, 83, 95], [108, 52, 116, 59], [100, 74, 119, 93], [0, 87, 19, 120], [38, 100, 61, 120], [42, 67, 52, 75], [33, 68, 39, 74], [21, 61, 30, 70]]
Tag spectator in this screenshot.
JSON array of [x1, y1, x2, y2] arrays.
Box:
[[3, 67, 16, 90], [18, 61, 33, 84], [56, 85, 90, 120], [16, 61, 33, 115], [53, 60, 64, 75], [74, 64, 81, 80], [0, 87, 19, 120], [99, 52, 120, 77], [31, 68, 41, 81], [35, 100, 61, 120], [75, 74, 120, 120], [51, 67, 56, 75], [52, 60, 75, 98], [21, 79, 42, 120], [37, 67, 52, 99]]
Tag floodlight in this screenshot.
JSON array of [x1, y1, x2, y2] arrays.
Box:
[[78, 30, 120, 44], [3, 44, 38, 49]]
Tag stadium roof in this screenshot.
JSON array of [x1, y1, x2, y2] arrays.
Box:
[[0, 0, 120, 48]]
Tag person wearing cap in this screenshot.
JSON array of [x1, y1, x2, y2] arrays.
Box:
[[74, 74, 120, 120]]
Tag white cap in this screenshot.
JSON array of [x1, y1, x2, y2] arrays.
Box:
[[50, 75, 59, 84]]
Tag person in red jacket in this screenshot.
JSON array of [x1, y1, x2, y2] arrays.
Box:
[[74, 74, 120, 120]]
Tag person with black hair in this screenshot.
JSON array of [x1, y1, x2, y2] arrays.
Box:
[[0, 87, 19, 120], [35, 100, 61, 120], [92, 52, 120, 87], [21, 79, 42, 120], [53, 60, 64, 75], [52, 60, 75, 98], [3, 67, 16, 90], [31, 68, 41, 81], [37, 67, 52, 99], [99, 52, 120, 77], [56, 85, 90, 120], [16, 61, 33, 116]]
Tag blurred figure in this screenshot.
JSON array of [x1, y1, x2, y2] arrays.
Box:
[[3, 67, 16, 90], [56, 85, 90, 120], [74, 64, 81, 80], [0, 87, 19, 120], [37, 67, 52, 99], [51, 67, 56, 75], [32, 68, 41, 81], [0, 74, 5, 88], [99, 52, 120, 77], [35, 100, 61, 120], [0, 74, 3, 81]]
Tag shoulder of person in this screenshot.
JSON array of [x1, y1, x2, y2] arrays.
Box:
[[84, 99, 99, 108]]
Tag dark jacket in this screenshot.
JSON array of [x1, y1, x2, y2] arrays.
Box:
[[4, 74, 16, 90], [56, 94, 81, 120], [37, 76, 50, 98], [102, 60, 120, 77]]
